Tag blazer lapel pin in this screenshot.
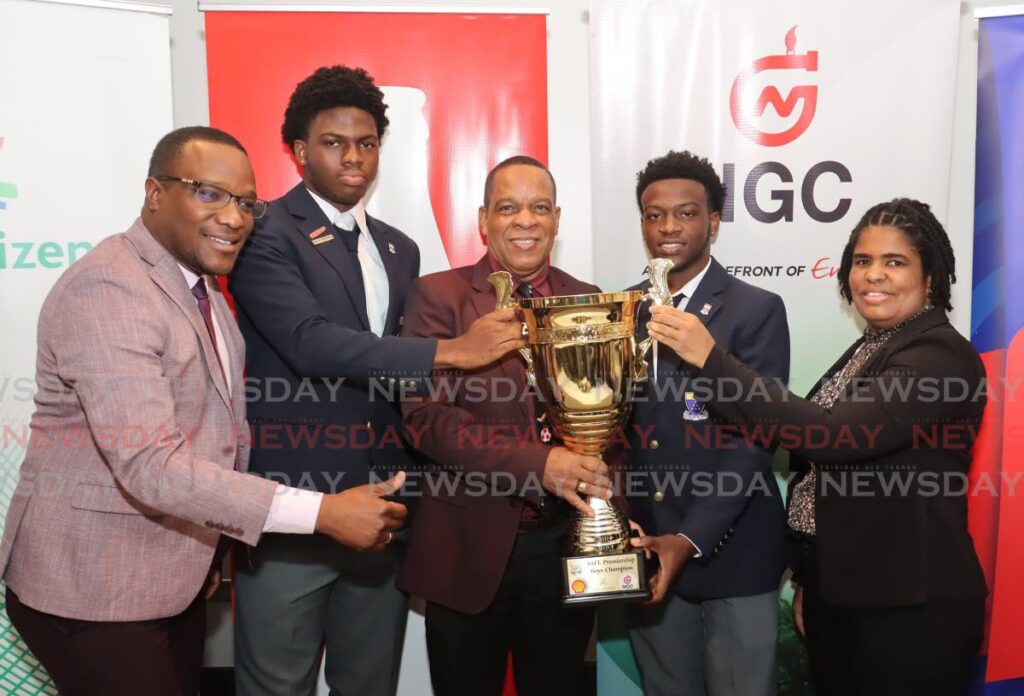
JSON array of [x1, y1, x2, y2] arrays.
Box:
[[700, 303, 712, 316], [309, 226, 335, 246], [387, 242, 396, 255]]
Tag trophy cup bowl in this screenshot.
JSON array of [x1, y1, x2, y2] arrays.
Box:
[[489, 268, 671, 604]]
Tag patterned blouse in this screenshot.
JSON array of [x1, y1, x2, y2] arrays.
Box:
[[787, 306, 934, 536]]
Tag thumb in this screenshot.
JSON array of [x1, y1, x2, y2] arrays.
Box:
[[370, 471, 406, 497], [629, 534, 652, 560], [630, 535, 654, 549]]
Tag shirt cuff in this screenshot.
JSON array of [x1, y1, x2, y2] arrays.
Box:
[[677, 532, 703, 559], [262, 485, 324, 534]]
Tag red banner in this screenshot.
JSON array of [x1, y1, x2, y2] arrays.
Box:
[[205, 11, 548, 695], [205, 10, 548, 269]]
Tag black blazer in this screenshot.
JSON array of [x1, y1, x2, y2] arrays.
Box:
[[699, 306, 988, 606], [627, 258, 791, 600], [228, 184, 437, 493]]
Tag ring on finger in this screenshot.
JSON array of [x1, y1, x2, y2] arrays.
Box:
[[576, 480, 587, 494], [384, 531, 393, 545]]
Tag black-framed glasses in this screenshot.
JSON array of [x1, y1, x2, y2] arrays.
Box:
[[155, 176, 268, 219]]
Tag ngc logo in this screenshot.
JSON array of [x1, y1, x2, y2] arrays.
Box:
[[729, 26, 819, 147]]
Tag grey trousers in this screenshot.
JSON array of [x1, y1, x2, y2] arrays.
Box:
[[628, 590, 779, 696], [233, 533, 408, 696]]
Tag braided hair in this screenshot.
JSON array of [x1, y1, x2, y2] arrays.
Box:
[[837, 198, 957, 311], [281, 65, 390, 147]]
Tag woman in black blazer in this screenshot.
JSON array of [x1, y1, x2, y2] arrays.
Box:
[[640, 198, 988, 696]]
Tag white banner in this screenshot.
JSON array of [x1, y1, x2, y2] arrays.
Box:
[[0, 0, 172, 690], [590, 1, 961, 692], [590, 0, 963, 394]]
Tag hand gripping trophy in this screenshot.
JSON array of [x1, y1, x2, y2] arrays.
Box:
[[489, 259, 672, 604]]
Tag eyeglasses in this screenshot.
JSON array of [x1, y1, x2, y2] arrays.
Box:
[[155, 176, 269, 219]]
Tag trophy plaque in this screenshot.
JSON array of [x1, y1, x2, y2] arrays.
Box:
[[489, 260, 671, 604]]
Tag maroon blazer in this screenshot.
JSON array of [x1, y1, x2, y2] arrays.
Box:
[[397, 255, 599, 613]]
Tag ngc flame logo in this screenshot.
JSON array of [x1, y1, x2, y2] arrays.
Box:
[[729, 26, 819, 147]]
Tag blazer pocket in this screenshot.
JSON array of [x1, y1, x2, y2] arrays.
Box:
[[71, 482, 159, 517]]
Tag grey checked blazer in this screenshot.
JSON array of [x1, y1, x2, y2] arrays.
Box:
[[0, 219, 276, 621]]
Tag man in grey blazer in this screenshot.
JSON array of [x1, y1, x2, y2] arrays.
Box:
[[0, 126, 408, 696]]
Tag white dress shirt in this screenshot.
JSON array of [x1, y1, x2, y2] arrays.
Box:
[[670, 255, 713, 311], [306, 188, 391, 336], [178, 265, 322, 535]]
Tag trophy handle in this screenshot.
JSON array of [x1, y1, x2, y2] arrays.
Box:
[[487, 271, 537, 384], [488, 270, 516, 311], [632, 258, 674, 381]]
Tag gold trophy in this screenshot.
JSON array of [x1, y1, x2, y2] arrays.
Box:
[[488, 259, 672, 604]]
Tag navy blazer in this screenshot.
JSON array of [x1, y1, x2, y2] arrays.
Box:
[[228, 184, 437, 493], [627, 258, 791, 600]]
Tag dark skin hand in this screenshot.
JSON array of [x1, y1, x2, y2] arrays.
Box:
[[542, 447, 614, 517], [435, 307, 527, 370], [646, 304, 716, 368], [315, 471, 408, 552], [629, 521, 699, 603]]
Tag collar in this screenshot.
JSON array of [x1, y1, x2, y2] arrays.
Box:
[[863, 304, 935, 343], [305, 187, 368, 234], [177, 263, 204, 293], [672, 256, 713, 300]]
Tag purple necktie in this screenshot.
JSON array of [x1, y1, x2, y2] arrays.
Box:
[[191, 278, 240, 471], [190, 278, 222, 373]]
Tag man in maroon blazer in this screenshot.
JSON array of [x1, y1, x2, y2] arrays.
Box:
[[398, 156, 614, 696]]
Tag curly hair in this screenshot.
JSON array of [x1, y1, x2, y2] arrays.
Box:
[[635, 150, 726, 214], [281, 65, 390, 147], [837, 198, 957, 311]]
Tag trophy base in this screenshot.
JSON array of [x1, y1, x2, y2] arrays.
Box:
[[561, 549, 650, 605]]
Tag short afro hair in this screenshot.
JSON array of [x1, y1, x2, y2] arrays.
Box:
[[483, 155, 557, 207], [281, 65, 390, 147], [635, 150, 726, 215], [148, 126, 246, 177], [838, 198, 957, 311]]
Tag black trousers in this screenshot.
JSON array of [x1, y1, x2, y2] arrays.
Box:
[[802, 550, 983, 696], [425, 523, 595, 696], [6, 586, 206, 696]]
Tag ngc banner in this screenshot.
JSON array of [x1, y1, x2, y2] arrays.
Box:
[[589, 0, 962, 395], [589, 1, 961, 693]]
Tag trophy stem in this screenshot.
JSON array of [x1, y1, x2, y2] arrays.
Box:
[[570, 488, 630, 555], [487, 273, 653, 604]]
